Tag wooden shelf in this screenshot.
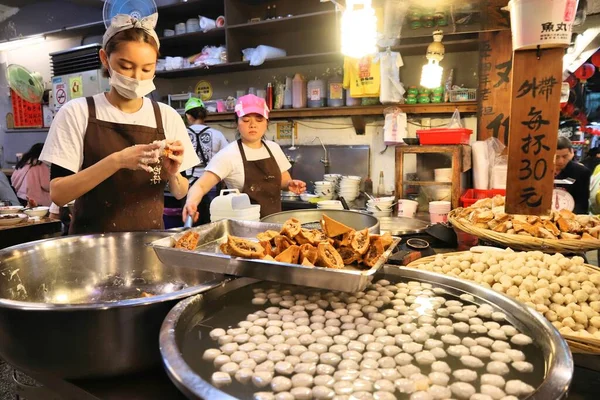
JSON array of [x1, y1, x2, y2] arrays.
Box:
[[205, 102, 478, 122], [158, 28, 226, 56], [228, 10, 338, 34], [389, 33, 479, 56], [156, 52, 342, 78], [402, 181, 453, 186]]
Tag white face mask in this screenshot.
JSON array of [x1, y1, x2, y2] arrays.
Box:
[[108, 68, 156, 100]]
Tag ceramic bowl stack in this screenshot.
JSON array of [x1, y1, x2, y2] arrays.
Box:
[[210, 189, 261, 222], [338, 175, 361, 201], [366, 196, 395, 218], [433, 168, 452, 201], [317, 200, 344, 210], [323, 174, 342, 199], [314, 181, 335, 200]]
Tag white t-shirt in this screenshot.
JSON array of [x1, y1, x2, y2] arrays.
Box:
[[206, 140, 292, 191], [186, 124, 229, 178], [40, 93, 200, 173]]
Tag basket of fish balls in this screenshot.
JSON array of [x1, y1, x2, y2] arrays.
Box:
[[408, 249, 600, 354], [159, 265, 573, 400]]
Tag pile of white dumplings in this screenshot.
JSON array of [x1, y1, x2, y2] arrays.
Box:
[[202, 279, 538, 400], [411, 250, 600, 340]]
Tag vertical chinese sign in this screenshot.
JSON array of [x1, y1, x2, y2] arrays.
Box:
[[478, 30, 513, 143], [505, 48, 563, 216]]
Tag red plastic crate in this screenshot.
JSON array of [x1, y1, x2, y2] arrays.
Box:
[[460, 189, 507, 207], [11, 89, 42, 128], [417, 128, 473, 145]]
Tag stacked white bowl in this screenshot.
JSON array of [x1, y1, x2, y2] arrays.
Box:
[[314, 181, 335, 200], [366, 196, 395, 218], [323, 174, 342, 199], [338, 175, 361, 201], [434, 168, 452, 201], [317, 200, 344, 210]]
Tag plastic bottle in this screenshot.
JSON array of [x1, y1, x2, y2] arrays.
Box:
[[266, 82, 273, 110], [292, 73, 307, 109], [377, 171, 385, 196], [307, 77, 326, 108], [327, 74, 344, 107], [283, 76, 293, 109]]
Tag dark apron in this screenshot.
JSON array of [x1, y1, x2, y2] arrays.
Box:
[[238, 139, 282, 218], [70, 97, 166, 234]]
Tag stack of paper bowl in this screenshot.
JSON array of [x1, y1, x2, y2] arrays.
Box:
[[366, 196, 395, 218], [317, 200, 344, 210], [314, 181, 335, 200], [338, 175, 361, 201], [433, 168, 452, 201], [323, 174, 342, 199]]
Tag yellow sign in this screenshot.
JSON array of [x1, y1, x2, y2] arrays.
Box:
[[194, 80, 213, 101], [69, 76, 83, 99], [276, 122, 298, 140]]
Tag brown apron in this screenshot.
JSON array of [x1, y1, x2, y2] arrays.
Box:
[[70, 97, 166, 234], [238, 139, 282, 218]]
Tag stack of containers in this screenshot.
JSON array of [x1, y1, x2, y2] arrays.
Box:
[[433, 168, 452, 201], [210, 189, 261, 222], [317, 200, 344, 210], [314, 181, 335, 200], [338, 176, 361, 201], [366, 196, 395, 218], [429, 200, 451, 223], [323, 174, 342, 198]]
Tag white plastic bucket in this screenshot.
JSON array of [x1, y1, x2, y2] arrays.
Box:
[[397, 199, 419, 218], [505, 0, 579, 50], [429, 201, 451, 224]]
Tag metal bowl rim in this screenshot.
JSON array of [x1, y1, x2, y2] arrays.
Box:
[[159, 268, 573, 400], [0, 231, 225, 311]]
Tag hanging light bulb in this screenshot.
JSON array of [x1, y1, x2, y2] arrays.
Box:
[[420, 30, 445, 89], [341, 0, 378, 59]]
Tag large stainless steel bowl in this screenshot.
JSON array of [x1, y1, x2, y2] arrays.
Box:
[[261, 209, 380, 233], [160, 266, 573, 400], [0, 232, 226, 379]]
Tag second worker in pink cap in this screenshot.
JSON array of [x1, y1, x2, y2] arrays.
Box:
[[184, 94, 306, 220]]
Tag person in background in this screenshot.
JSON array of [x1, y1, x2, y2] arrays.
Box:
[[184, 97, 229, 224], [583, 146, 600, 173], [184, 94, 306, 222], [39, 13, 198, 234], [0, 171, 19, 206], [555, 137, 591, 214], [11, 143, 51, 207]]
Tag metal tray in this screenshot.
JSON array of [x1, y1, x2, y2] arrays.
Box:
[[149, 219, 400, 293], [160, 266, 573, 400]]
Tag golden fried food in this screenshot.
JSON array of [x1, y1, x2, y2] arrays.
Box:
[[321, 214, 354, 238], [174, 231, 200, 250], [275, 245, 300, 264], [317, 242, 344, 269], [274, 235, 294, 255], [226, 236, 265, 259], [281, 218, 302, 238], [363, 238, 385, 267], [350, 228, 370, 255], [337, 246, 361, 265], [301, 258, 315, 267], [299, 244, 318, 265], [257, 230, 280, 242]]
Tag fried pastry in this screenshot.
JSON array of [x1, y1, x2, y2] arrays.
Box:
[[301, 258, 315, 267], [226, 235, 265, 259], [299, 244, 318, 265], [351, 228, 370, 255], [274, 235, 294, 255], [363, 238, 385, 267], [174, 231, 200, 250], [316, 242, 344, 269], [337, 246, 361, 265], [321, 214, 354, 238], [275, 245, 300, 264], [281, 218, 302, 238], [257, 230, 280, 242]]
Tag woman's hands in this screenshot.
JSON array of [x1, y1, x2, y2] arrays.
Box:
[[161, 140, 184, 178], [183, 201, 199, 223], [288, 179, 306, 194], [115, 143, 160, 173]]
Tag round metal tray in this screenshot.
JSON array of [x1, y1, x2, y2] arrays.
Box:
[[160, 267, 573, 400]]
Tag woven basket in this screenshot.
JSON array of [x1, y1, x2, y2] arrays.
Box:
[[407, 251, 600, 355], [448, 210, 600, 253]]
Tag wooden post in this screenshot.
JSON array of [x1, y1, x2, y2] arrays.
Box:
[[505, 48, 563, 216], [478, 30, 513, 144]]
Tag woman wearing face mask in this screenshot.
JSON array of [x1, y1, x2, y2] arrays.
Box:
[[40, 13, 199, 234], [183, 94, 306, 222]]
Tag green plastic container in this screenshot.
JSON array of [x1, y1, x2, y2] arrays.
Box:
[[432, 87, 444, 95], [431, 95, 443, 103], [406, 97, 418, 105], [418, 94, 431, 104], [418, 87, 432, 95]]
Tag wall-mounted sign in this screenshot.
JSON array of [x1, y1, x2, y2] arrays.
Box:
[[276, 122, 298, 140], [69, 76, 83, 99], [194, 80, 213, 101]]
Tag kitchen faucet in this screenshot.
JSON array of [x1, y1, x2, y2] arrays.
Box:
[[309, 136, 330, 173]]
